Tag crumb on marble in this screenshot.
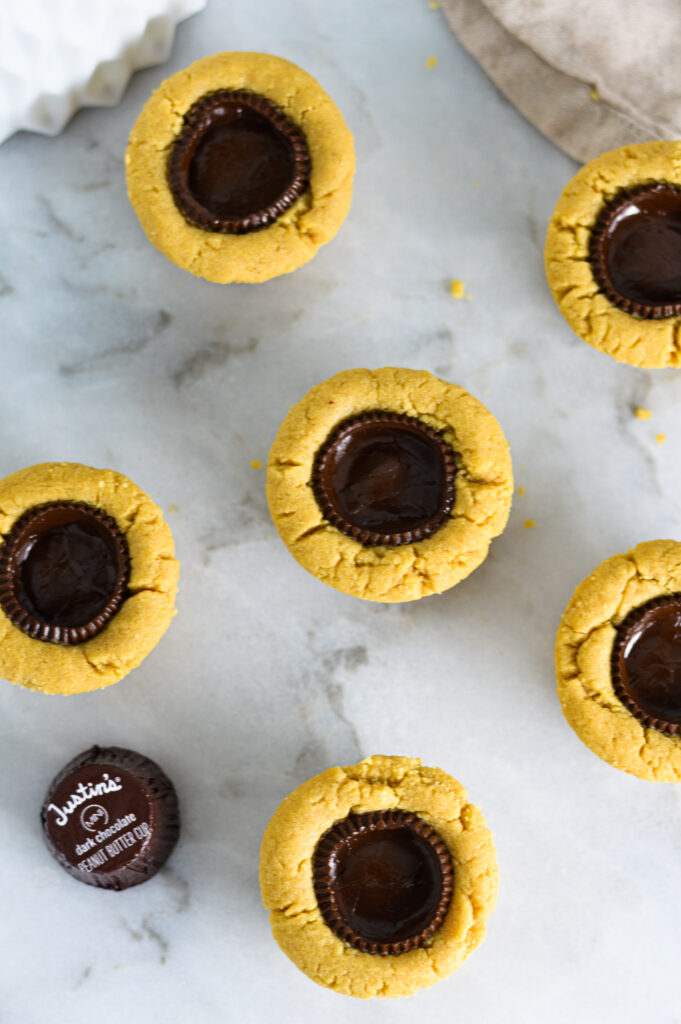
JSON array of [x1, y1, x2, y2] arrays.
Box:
[[523, 519, 536, 529], [589, 86, 601, 101], [251, 459, 263, 469], [167, 503, 178, 514], [517, 486, 525, 497], [429, 1, 439, 7], [634, 407, 652, 420], [450, 278, 466, 299], [426, 55, 438, 70], [656, 434, 667, 445]]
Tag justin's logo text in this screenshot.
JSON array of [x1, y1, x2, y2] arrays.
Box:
[[47, 773, 123, 827]]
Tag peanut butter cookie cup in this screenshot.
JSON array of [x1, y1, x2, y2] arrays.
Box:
[[545, 141, 681, 368], [266, 368, 513, 602], [0, 463, 179, 695], [126, 52, 355, 283], [259, 756, 497, 998], [556, 540, 681, 780]]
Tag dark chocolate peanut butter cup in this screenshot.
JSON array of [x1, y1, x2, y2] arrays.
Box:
[[312, 411, 457, 547], [168, 89, 310, 234], [41, 746, 179, 890], [589, 183, 681, 319], [0, 501, 130, 645], [611, 594, 681, 735], [312, 809, 454, 954]]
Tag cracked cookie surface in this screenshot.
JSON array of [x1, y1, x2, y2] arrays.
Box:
[[266, 368, 513, 603], [555, 540, 681, 780], [545, 141, 681, 368], [259, 755, 498, 999], [0, 463, 179, 695], [125, 52, 355, 284]]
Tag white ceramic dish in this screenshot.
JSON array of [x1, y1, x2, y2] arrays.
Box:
[[0, 0, 206, 144]]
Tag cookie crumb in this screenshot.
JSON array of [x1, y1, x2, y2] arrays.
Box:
[[589, 86, 601, 101], [428, 1, 439, 8], [634, 407, 652, 420], [167, 503, 179, 513], [517, 486, 525, 497], [250, 459, 263, 469], [523, 519, 536, 529], [450, 279, 466, 299], [426, 56, 438, 70], [656, 434, 667, 445]]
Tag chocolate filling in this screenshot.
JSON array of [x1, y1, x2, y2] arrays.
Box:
[[611, 595, 681, 734], [41, 746, 180, 890], [313, 809, 454, 954], [0, 501, 129, 645], [168, 90, 310, 234], [589, 183, 681, 318], [312, 411, 457, 546]]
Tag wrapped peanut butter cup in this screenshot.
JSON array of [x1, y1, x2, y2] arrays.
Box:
[[41, 746, 179, 890]]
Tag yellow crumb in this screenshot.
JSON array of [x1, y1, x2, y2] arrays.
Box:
[[167, 502, 178, 513], [634, 407, 652, 420], [428, 1, 439, 8], [589, 87, 600, 101], [251, 459, 263, 469], [523, 519, 536, 529], [426, 56, 438, 70], [656, 434, 667, 445], [450, 279, 465, 299], [517, 486, 525, 497], [472, 181, 479, 188]]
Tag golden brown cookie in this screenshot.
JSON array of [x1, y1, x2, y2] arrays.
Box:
[[125, 52, 355, 284], [259, 755, 498, 999], [555, 539, 681, 781], [545, 141, 681, 368], [266, 367, 513, 602], [0, 463, 179, 695]]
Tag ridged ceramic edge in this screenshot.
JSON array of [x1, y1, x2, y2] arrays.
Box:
[[0, 1, 206, 144]]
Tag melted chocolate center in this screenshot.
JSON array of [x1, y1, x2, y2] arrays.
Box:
[[312, 412, 456, 546], [313, 810, 453, 953], [612, 595, 681, 732], [0, 502, 129, 644], [590, 184, 681, 317], [168, 90, 310, 234]]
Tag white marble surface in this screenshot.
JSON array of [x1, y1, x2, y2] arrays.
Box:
[[2, 3, 681, 1022]]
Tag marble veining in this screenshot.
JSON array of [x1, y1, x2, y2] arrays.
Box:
[[2, 1, 681, 1022]]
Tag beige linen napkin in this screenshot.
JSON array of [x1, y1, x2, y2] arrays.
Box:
[[441, 0, 681, 163]]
